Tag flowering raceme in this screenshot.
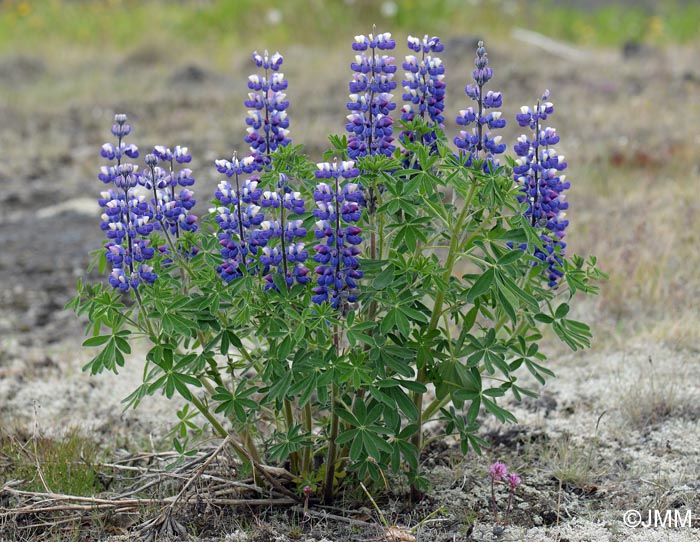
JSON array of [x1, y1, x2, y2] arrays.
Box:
[[514, 90, 570, 286], [98, 114, 158, 292], [346, 32, 398, 160], [312, 160, 364, 310], [151, 145, 198, 238], [214, 51, 308, 288], [213, 154, 264, 282], [245, 50, 290, 164], [401, 35, 446, 150], [454, 41, 506, 168]]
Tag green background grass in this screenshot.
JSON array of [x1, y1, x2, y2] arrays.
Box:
[[0, 0, 697, 61]]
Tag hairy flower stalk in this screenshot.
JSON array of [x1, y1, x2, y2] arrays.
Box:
[[401, 35, 446, 153], [312, 160, 363, 312], [514, 90, 569, 286], [99, 114, 158, 291], [454, 41, 506, 169]]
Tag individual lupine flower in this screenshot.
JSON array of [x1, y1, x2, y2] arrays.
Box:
[[244, 51, 291, 161], [345, 31, 397, 160], [513, 90, 570, 287], [311, 160, 363, 311], [454, 41, 506, 170], [98, 114, 160, 292], [400, 35, 446, 151]]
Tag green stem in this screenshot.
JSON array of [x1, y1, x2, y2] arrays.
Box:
[[197, 377, 262, 464], [302, 401, 313, 474], [412, 182, 479, 447], [323, 383, 339, 504], [324, 327, 341, 504], [284, 399, 300, 475]]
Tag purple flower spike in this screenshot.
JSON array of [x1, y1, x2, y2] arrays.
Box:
[[244, 52, 291, 162], [513, 91, 569, 287], [345, 31, 397, 160], [98, 114, 161, 292], [213, 153, 265, 281], [311, 160, 364, 312], [454, 41, 506, 170], [400, 35, 446, 154]]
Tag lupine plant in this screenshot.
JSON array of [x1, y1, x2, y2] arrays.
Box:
[[70, 36, 602, 503]]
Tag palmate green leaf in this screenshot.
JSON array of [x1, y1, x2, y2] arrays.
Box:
[[483, 397, 517, 424], [82, 335, 111, 347], [347, 329, 376, 347], [162, 312, 197, 337], [264, 370, 293, 405], [336, 407, 360, 427], [467, 268, 495, 302], [525, 359, 556, 385], [534, 312, 554, 324], [498, 273, 540, 312], [555, 303, 570, 319], [378, 346, 416, 378], [385, 386, 419, 422], [394, 309, 411, 338], [379, 308, 397, 336], [82, 337, 125, 375], [121, 382, 151, 410], [171, 373, 195, 401], [391, 439, 419, 472], [553, 318, 592, 351], [497, 288, 517, 325], [497, 248, 525, 266], [289, 373, 317, 406], [399, 305, 429, 324]]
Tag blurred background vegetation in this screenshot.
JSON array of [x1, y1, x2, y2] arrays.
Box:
[[0, 0, 697, 60]]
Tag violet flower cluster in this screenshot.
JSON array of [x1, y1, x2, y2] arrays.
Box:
[[98, 115, 198, 291], [245, 50, 290, 165], [454, 41, 506, 169], [149, 145, 197, 238], [514, 90, 569, 286], [400, 35, 446, 150], [312, 160, 364, 310], [214, 52, 308, 288], [213, 154, 265, 282], [346, 32, 398, 160]]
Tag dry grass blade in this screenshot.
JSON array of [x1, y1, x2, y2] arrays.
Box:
[[0, 438, 300, 541]]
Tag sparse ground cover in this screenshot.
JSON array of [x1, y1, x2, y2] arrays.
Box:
[[1, 1, 699, 540]]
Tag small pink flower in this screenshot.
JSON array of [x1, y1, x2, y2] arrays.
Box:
[[488, 461, 508, 481], [507, 473, 521, 490]]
